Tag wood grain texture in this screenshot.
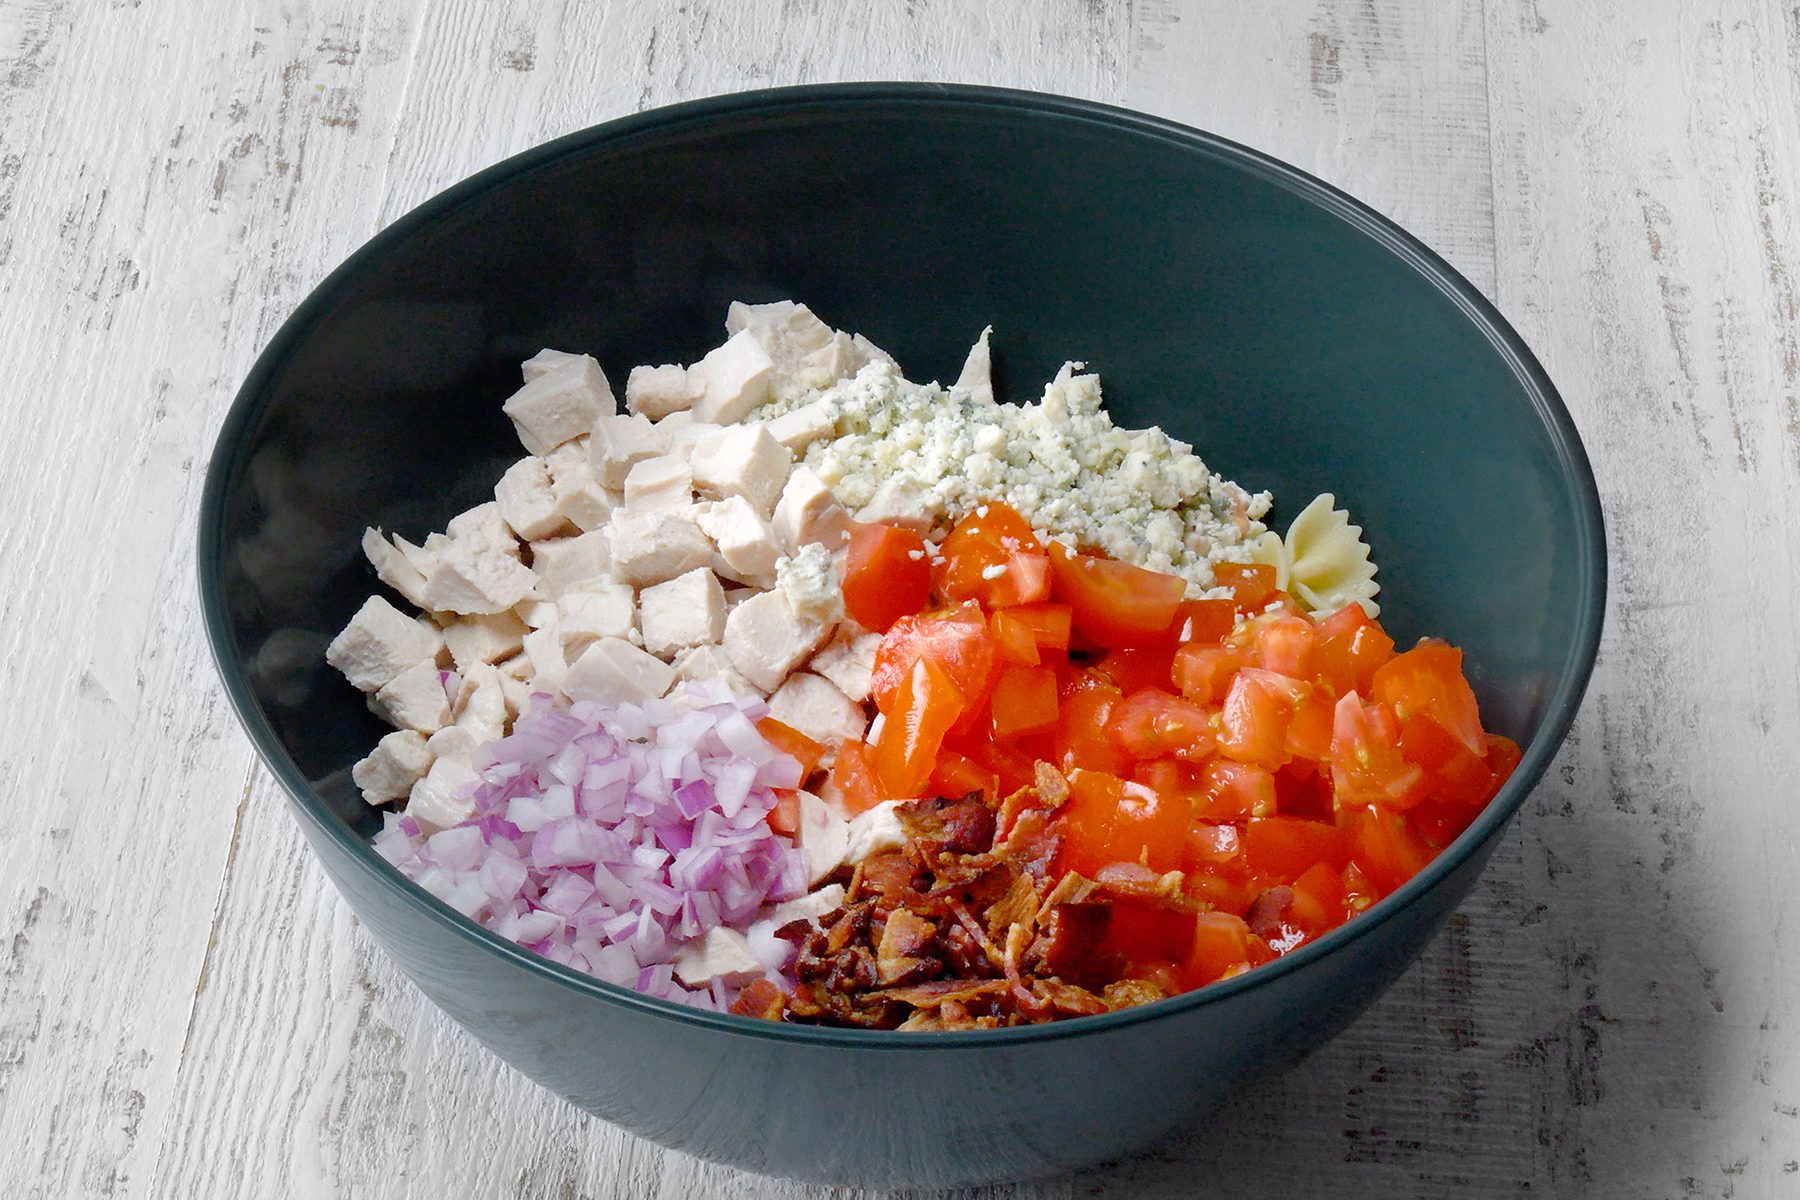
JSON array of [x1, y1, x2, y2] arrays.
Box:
[[2, 0, 1797, 1196]]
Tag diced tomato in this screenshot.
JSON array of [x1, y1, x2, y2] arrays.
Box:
[[841, 521, 932, 633], [825, 740, 885, 816], [1213, 562, 1278, 613], [1048, 543, 1187, 649], [1372, 640, 1485, 758], [870, 603, 999, 732], [990, 665, 1060, 739], [1251, 614, 1317, 677], [1102, 902, 1196, 964], [1105, 688, 1216, 760], [1242, 817, 1351, 881], [1184, 912, 1253, 987], [1312, 603, 1395, 695], [1184, 858, 1269, 913], [756, 717, 825, 780], [1341, 862, 1380, 915], [989, 609, 1041, 666], [872, 657, 966, 799], [1486, 733, 1522, 782], [1216, 669, 1309, 767], [768, 788, 801, 837], [1283, 687, 1336, 760], [1271, 760, 1333, 819], [1004, 603, 1073, 654], [934, 503, 1051, 608], [1108, 777, 1193, 872], [1342, 804, 1435, 896], [1091, 646, 1177, 696], [1184, 821, 1243, 866], [1289, 862, 1346, 933], [1330, 692, 1428, 810], [929, 750, 998, 802], [1172, 643, 1246, 707], [1195, 759, 1277, 820], [1163, 597, 1236, 646], [946, 727, 1042, 795], [1055, 676, 1128, 774]]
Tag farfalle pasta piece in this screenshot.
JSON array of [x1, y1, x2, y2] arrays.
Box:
[[1247, 492, 1379, 617]]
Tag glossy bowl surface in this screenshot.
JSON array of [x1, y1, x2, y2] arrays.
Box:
[[199, 83, 1604, 1189]]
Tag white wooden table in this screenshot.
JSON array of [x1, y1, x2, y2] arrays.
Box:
[[3, 2, 1796, 1196]]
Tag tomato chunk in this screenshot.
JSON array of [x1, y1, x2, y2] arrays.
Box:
[[934, 503, 1051, 608], [929, 750, 998, 802], [1213, 562, 1278, 613], [842, 521, 932, 633], [1185, 912, 1253, 987], [1312, 603, 1394, 695], [1343, 804, 1435, 896], [1372, 640, 1485, 758], [1195, 759, 1277, 820], [989, 609, 1041, 666], [756, 717, 825, 780], [1216, 669, 1309, 767], [990, 665, 1060, 739], [872, 657, 966, 798], [1105, 688, 1216, 760], [1060, 769, 1189, 874], [1055, 677, 1127, 775], [1242, 817, 1351, 881], [1173, 644, 1245, 706], [1330, 692, 1428, 809], [1048, 543, 1186, 649], [870, 603, 999, 732], [825, 740, 885, 815], [768, 788, 801, 837]]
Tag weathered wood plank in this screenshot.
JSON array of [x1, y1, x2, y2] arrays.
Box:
[[1481, 2, 1800, 1196]]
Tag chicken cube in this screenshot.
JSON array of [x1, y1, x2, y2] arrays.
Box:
[[361, 529, 430, 607], [763, 398, 838, 452], [521, 347, 586, 382], [638, 568, 726, 657], [797, 790, 850, 885], [672, 927, 764, 988], [953, 325, 995, 404], [561, 637, 676, 706], [624, 363, 703, 419], [689, 425, 792, 516], [670, 644, 756, 696], [722, 588, 832, 693], [545, 440, 618, 531], [351, 729, 433, 804], [693, 329, 775, 424], [808, 627, 880, 703], [853, 476, 934, 533], [726, 300, 835, 376], [521, 623, 568, 692], [799, 332, 866, 386], [621, 453, 694, 511], [695, 495, 781, 587], [446, 501, 523, 561], [494, 457, 570, 541], [557, 584, 636, 655], [771, 465, 852, 553], [441, 610, 528, 672], [605, 508, 712, 587], [768, 672, 865, 746], [327, 596, 443, 691], [421, 540, 537, 615], [664, 419, 722, 461], [502, 354, 615, 455], [406, 757, 481, 833], [769, 882, 846, 927], [845, 800, 909, 863], [589, 412, 670, 487], [425, 724, 482, 766], [371, 660, 452, 734], [529, 530, 613, 599]]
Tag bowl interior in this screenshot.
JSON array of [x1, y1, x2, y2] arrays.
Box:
[[205, 87, 1600, 900]]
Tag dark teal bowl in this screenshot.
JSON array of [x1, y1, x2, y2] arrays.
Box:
[[199, 84, 1604, 1188]]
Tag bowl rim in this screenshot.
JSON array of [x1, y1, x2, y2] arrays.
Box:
[[198, 81, 1607, 1048]]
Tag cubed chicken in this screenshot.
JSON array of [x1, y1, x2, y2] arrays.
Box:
[[625, 363, 703, 419], [520, 347, 586, 382], [447, 501, 524, 560], [695, 495, 782, 587], [589, 412, 670, 487], [494, 457, 570, 542], [361, 529, 430, 607], [807, 627, 880, 703], [556, 584, 637, 654], [845, 800, 909, 863], [671, 927, 764, 988], [529, 530, 613, 598], [561, 637, 677, 705], [502, 354, 615, 454], [763, 398, 838, 452], [670, 644, 755, 696], [636, 568, 726, 659], [853, 477, 934, 533], [767, 672, 865, 746], [441, 610, 529, 672], [768, 882, 846, 927], [371, 660, 452, 734], [693, 329, 775, 424], [545, 440, 618, 531], [351, 729, 434, 804], [722, 588, 832, 693], [688, 425, 792, 516], [621, 453, 694, 511], [521, 623, 568, 692], [605, 507, 713, 587], [327, 596, 443, 691], [406, 757, 481, 833], [797, 790, 850, 885], [726, 300, 836, 376], [771, 465, 852, 553], [953, 325, 995, 404]]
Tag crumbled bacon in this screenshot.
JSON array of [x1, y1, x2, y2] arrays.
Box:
[[762, 785, 1198, 1029]]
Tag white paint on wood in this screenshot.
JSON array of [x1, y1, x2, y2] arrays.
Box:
[[2, 1, 1797, 1197]]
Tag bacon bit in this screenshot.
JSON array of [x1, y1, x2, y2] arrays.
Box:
[[995, 808, 1061, 880], [1101, 977, 1169, 1010], [1033, 760, 1070, 808], [1037, 978, 1110, 1016], [1037, 901, 1111, 986], [985, 871, 1040, 937], [1244, 886, 1296, 939], [875, 908, 940, 986], [1035, 870, 1098, 923], [729, 978, 787, 1020], [872, 978, 1009, 1007], [1093, 862, 1196, 907]]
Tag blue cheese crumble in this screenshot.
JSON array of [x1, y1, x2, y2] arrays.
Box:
[[750, 356, 1270, 597]]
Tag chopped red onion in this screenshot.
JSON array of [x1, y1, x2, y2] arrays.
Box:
[[376, 681, 809, 1011]]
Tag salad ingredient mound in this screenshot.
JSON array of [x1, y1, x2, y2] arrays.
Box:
[[327, 299, 1507, 1025]]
